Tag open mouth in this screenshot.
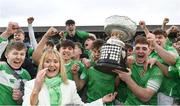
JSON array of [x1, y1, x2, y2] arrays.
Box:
[[85, 44, 88, 47], [137, 55, 144, 59], [13, 61, 21, 64], [47, 68, 56, 72]]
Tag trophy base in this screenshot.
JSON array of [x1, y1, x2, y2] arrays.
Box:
[[94, 62, 128, 75]]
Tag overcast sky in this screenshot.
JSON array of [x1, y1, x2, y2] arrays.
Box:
[[0, 0, 180, 27]]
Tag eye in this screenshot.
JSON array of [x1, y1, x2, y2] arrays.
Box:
[[135, 47, 140, 50], [142, 47, 148, 51], [68, 47, 73, 50], [45, 60, 50, 63]]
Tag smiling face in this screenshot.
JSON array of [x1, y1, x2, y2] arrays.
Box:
[[43, 53, 60, 78], [13, 32, 25, 42], [59, 46, 74, 61], [6, 48, 26, 69], [155, 34, 166, 47], [135, 44, 149, 64]]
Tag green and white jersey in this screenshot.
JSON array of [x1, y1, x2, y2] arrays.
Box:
[[64, 60, 86, 80], [149, 42, 179, 98], [82, 66, 116, 103], [149, 41, 178, 64], [0, 62, 31, 105], [165, 57, 180, 98], [125, 62, 163, 105]]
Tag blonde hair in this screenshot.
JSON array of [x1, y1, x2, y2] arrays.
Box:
[[38, 49, 68, 84]]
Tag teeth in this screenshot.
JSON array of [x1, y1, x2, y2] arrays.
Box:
[[48, 68, 55, 72]]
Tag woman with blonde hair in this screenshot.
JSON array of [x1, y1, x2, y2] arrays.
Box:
[[22, 49, 116, 106]]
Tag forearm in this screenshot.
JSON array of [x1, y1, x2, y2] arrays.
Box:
[[155, 61, 169, 76], [32, 35, 48, 65], [73, 74, 85, 91], [126, 78, 153, 102], [30, 88, 39, 105], [28, 24, 37, 49], [154, 44, 177, 65], [161, 23, 166, 31], [143, 26, 150, 36], [0, 31, 11, 39]]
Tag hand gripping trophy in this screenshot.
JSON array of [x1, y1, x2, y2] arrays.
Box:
[[94, 15, 137, 74]]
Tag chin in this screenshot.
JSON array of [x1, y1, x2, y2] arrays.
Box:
[[136, 60, 145, 64], [12, 65, 21, 69], [47, 74, 56, 78]]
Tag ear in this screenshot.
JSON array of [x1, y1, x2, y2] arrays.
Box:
[[173, 43, 176, 48], [5, 52, 8, 59]]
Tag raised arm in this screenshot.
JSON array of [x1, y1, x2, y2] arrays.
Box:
[[147, 33, 177, 65], [0, 22, 19, 57], [161, 18, 169, 31], [27, 17, 37, 49], [139, 21, 150, 36], [32, 27, 58, 65]]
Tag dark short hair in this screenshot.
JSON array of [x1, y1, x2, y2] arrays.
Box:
[[86, 36, 96, 41], [135, 35, 148, 45], [65, 19, 75, 25], [14, 29, 25, 35], [92, 39, 104, 50], [56, 40, 75, 51], [176, 36, 180, 42], [153, 28, 167, 37], [5, 41, 27, 55], [125, 43, 133, 50]]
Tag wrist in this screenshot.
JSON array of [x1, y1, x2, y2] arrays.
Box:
[[1, 31, 11, 39], [32, 87, 40, 94]]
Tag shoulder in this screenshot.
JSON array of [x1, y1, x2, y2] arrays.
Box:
[[62, 80, 76, 90], [0, 62, 8, 70], [0, 61, 6, 65], [25, 79, 35, 87], [76, 30, 89, 37]]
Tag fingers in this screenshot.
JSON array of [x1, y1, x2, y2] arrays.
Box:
[[46, 27, 58, 36], [59, 31, 64, 37], [71, 64, 80, 74], [12, 89, 22, 100], [163, 18, 169, 24], [8, 22, 20, 30], [108, 92, 117, 100], [27, 17, 34, 24]]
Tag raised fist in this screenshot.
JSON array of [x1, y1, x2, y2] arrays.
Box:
[[163, 18, 169, 24], [27, 17, 34, 24], [6, 22, 20, 35], [139, 21, 146, 29], [45, 27, 58, 37]]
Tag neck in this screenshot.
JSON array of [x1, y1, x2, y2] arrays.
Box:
[[68, 30, 75, 37]]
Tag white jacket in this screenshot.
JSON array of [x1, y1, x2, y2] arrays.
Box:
[[22, 79, 103, 106]]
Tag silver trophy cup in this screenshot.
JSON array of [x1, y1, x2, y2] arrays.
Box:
[[94, 15, 137, 74]]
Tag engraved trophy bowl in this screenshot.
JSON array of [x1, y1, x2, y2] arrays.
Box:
[[94, 15, 137, 74], [104, 15, 137, 41]]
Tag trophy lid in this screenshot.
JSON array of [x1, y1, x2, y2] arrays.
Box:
[[104, 15, 137, 41]]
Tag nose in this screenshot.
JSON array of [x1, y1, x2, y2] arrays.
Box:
[[16, 54, 21, 59]]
